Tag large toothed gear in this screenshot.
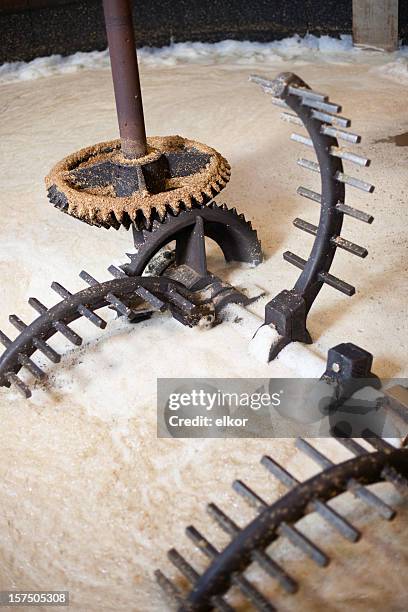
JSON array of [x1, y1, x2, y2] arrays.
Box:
[[122, 201, 263, 277], [46, 135, 231, 230]]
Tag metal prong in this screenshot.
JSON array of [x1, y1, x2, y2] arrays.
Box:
[[106, 293, 133, 318], [296, 438, 334, 469], [336, 202, 374, 224], [312, 500, 360, 542], [231, 575, 275, 612], [207, 503, 239, 536], [28, 297, 82, 347], [154, 569, 185, 607], [0, 330, 12, 348], [135, 286, 166, 311], [321, 125, 361, 144], [330, 147, 370, 167], [297, 186, 321, 203], [335, 172, 375, 193], [9, 315, 60, 363], [335, 437, 368, 456], [167, 549, 198, 584], [318, 270, 355, 297], [297, 158, 320, 173], [280, 112, 303, 126], [293, 219, 368, 258], [287, 84, 328, 102], [302, 97, 342, 115], [108, 265, 127, 278], [17, 354, 45, 380], [186, 525, 220, 559], [271, 98, 288, 109], [262, 455, 360, 542], [331, 235, 368, 258], [5, 371, 31, 398], [348, 478, 396, 520], [278, 523, 329, 567], [283, 251, 306, 270], [204, 509, 297, 595], [297, 440, 395, 520], [232, 480, 268, 511], [79, 270, 98, 286], [81, 270, 134, 317], [261, 455, 297, 488], [291, 133, 313, 147], [51, 282, 106, 329], [311, 110, 350, 128]]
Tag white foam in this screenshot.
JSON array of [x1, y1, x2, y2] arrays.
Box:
[[372, 56, 408, 83], [0, 33, 370, 85]]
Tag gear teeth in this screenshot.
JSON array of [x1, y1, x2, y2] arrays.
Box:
[[126, 252, 139, 262], [119, 202, 263, 276], [133, 230, 145, 246]]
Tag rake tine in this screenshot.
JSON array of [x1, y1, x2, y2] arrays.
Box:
[[335, 202, 374, 224], [167, 548, 198, 584], [282, 251, 355, 297], [280, 112, 303, 126], [293, 219, 368, 258], [5, 372, 31, 399], [311, 109, 350, 128], [28, 297, 82, 346], [291, 133, 313, 147], [297, 186, 322, 203], [80, 270, 135, 318], [330, 147, 370, 167], [287, 84, 328, 102], [0, 330, 12, 348], [335, 172, 375, 193], [207, 503, 239, 536], [296, 439, 395, 520], [301, 97, 341, 114], [321, 125, 361, 144], [17, 354, 45, 380], [271, 98, 288, 109], [261, 455, 360, 542], [51, 282, 106, 329], [9, 315, 60, 363], [232, 480, 268, 511], [107, 264, 127, 278], [297, 158, 320, 172], [168, 547, 233, 612], [135, 286, 166, 311], [278, 523, 330, 567], [154, 570, 186, 607]]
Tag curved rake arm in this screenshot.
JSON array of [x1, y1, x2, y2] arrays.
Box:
[[250, 73, 374, 360]]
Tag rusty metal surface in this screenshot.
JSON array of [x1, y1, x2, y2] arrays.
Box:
[[102, 0, 147, 158]]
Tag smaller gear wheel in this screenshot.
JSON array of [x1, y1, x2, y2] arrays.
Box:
[[122, 201, 263, 280]]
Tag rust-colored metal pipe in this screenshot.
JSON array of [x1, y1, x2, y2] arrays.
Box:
[[103, 0, 147, 159]]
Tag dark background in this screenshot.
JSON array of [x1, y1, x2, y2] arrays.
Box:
[[1, 0, 408, 64]]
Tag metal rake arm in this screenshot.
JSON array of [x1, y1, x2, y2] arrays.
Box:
[[250, 72, 374, 359], [0, 275, 209, 398]]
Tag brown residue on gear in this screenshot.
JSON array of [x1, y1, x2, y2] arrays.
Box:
[[45, 135, 231, 229]]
